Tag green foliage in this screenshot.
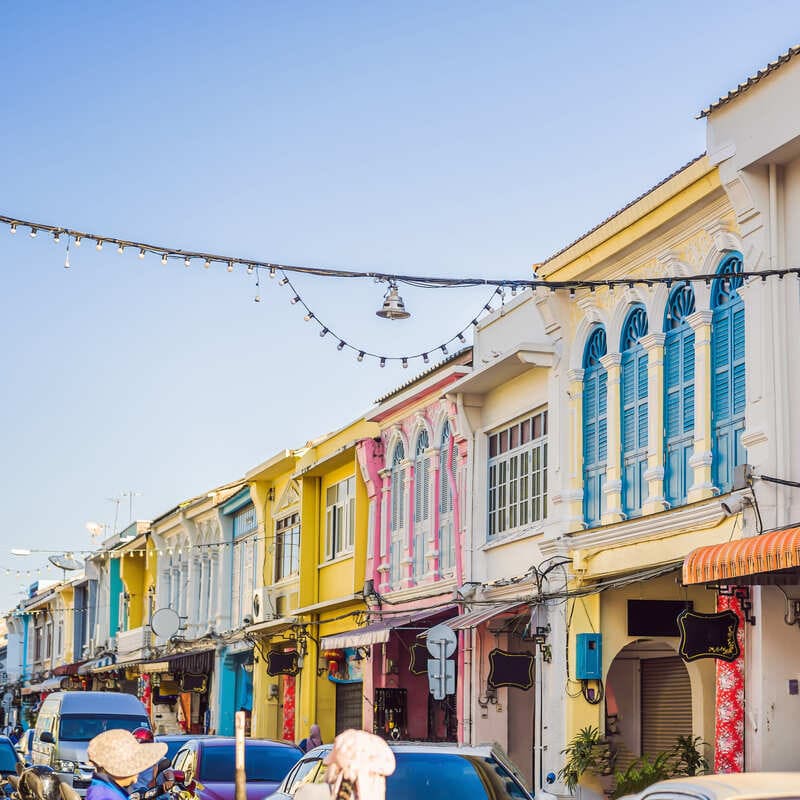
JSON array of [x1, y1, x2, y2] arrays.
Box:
[[558, 726, 611, 794], [611, 735, 709, 798]]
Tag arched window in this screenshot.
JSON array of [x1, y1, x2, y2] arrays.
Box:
[[583, 327, 608, 527], [413, 431, 430, 579], [621, 305, 649, 517], [389, 442, 406, 585], [438, 422, 456, 574], [711, 253, 746, 492], [664, 284, 696, 507]]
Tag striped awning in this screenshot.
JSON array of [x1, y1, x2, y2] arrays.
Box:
[[78, 655, 115, 674], [446, 601, 528, 630], [683, 527, 800, 585]]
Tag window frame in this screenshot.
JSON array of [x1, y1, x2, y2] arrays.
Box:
[[438, 422, 456, 574], [487, 409, 549, 538], [274, 512, 300, 582], [325, 476, 356, 561], [412, 431, 431, 579], [389, 443, 406, 585]]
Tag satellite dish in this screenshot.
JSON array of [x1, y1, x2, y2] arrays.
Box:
[[151, 607, 181, 639], [48, 554, 82, 571], [86, 522, 104, 539]]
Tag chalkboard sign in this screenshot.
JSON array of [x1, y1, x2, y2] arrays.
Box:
[[628, 600, 693, 637], [487, 649, 534, 690], [677, 609, 740, 662], [266, 650, 300, 676], [182, 673, 208, 693], [409, 642, 428, 675]]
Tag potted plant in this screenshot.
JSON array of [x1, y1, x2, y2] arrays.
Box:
[[559, 725, 612, 796]]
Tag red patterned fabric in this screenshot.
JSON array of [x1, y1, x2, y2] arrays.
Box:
[[282, 675, 296, 741], [714, 593, 745, 773]]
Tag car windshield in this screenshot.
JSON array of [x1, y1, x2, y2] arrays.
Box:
[[200, 744, 299, 783], [59, 716, 150, 742], [0, 742, 17, 774], [384, 752, 529, 800]]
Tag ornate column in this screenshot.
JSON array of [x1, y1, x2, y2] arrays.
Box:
[[430, 445, 442, 579], [377, 470, 392, 593], [562, 368, 586, 531], [600, 354, 624, 523], [401, 458, 414, 588], [687, 310, 715, 502], [641, 333, 667, 514]]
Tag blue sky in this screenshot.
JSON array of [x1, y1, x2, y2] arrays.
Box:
[[1, 2, 798, 613]]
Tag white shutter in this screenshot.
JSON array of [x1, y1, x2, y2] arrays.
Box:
[[244, 539, 255, 618], [347, 478, 356, 550], [421, 457, 430, 521], [231, 542, 242, 628]]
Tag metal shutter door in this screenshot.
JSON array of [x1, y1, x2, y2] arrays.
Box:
[[335, 682, 363, 734], [641, 656, 692, 758]]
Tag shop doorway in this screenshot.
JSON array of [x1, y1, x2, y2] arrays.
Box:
[[606, 641, 692, 771], [335, 682, 363, 734]]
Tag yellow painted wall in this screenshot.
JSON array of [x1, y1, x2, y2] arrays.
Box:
[[58, 585, 75, 664], [120, 553, 146, 628]]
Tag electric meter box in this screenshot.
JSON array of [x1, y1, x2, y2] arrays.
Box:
[[576, 633, 602, 680]]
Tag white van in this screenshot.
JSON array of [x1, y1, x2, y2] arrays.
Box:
[[32, 692, 150, 795]]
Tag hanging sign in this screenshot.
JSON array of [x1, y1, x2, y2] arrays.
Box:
[[409, 642, 428, 675], [677, 609, 740, 662], [487, 648, 534, 690], [181, 673, 208, 693], [267, 650, 300, 676]]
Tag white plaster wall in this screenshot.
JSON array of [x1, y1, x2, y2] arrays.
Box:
[[473, 294, 548, 365]]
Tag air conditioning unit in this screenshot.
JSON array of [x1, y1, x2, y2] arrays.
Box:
[[252, 588, 273, 623]]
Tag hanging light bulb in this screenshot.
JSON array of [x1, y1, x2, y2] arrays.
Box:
[[10, 222, 17, 234], [204, 258, 211, 269], [304, 312, 314, 322], [74, 235, 81, 246], [319, 328, 328, 337], [117, 243, 124, 255], [254, 293, 261, 303], [357, 351, 365, 362], [290, 296, 300, 305], [269, 267, 276, 279], [139, 248, 146, 259], [376, 280, 411, 320], [608, 283, 615, 295], [279, 276, 289, 286], [422, 353, 430, 364], [227, 261, 234, 272], [184, 256, 191, 268], [457, 333, 466, 343], [161, 253, 168, 265], [95, 239, 103, 250], [484, 304, 492, 312], [471, 319, 479, 327], [441, 344, 449, 355], [247, 264, 254, 275], [380, 357, 386, 368], [29, 227, 37, 238], [569, 288, 576, 301], [337, 340, 346, 351], [53, 231, 61, 244], [402, 358, 408, 369]]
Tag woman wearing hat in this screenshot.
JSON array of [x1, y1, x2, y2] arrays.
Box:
[[86, 729, 167, 800]]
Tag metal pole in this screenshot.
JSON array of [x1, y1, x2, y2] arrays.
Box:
[[235, 710, 246, 800]]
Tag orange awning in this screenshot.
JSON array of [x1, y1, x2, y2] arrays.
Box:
[[683, 526, 800, 585]]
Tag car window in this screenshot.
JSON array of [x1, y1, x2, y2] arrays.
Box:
[[59, 715, 149, 741], [198, 745, 300, 783], [286, 759, 324, 796], [383, 752, 529, 800]]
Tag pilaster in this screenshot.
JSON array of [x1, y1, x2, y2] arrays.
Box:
[[687, 310, 715, 501], [599, 353, 624, 523], [641, 333, 667, 514], [565, 368, 586, 531]]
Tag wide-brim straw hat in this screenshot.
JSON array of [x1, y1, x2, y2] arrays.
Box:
[[87, 729, 167, 778]]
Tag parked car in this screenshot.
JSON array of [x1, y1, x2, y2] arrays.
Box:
[[621, 772, 800, 800], [156, 734, 215, 763], [31, 691, 151, 796], [0, 735, 24, 777], [265, 741, 533, 800], [171, 737, 302, 800]]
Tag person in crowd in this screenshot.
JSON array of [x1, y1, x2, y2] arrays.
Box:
[[86, 729, 167, 800], [299, 724, 323, 753], [129, 729, 161, 794]]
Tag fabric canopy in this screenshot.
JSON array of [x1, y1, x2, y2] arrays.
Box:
[[445, 601, 528, 630], [320, 607, 455, 650], [40, 677, 68, 692], [79, 655, 115, 674], [683, 526, 800, 585]]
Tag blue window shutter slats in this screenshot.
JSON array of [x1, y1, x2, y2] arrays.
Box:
[[598, 370, 608, 414], [637, 351, 648, 400], [637, 402, 648, 449], [683, 330, 695, 381], [683, 384, 695, 432], [622, 408, 635, 451], [582, 327, 608, 527], [666, 392, 680, 436]]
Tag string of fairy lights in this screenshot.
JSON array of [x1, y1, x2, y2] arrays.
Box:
[[2, 211, 795, 368]]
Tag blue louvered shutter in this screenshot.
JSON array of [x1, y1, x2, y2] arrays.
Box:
[[582, 328, 607, 527], [621, 307, 648, 517]]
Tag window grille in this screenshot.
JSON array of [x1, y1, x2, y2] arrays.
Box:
[[488, 410, 548, 537]]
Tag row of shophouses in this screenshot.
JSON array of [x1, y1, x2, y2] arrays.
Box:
[[3, 45, 800, 795]]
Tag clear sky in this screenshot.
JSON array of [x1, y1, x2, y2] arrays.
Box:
[[1, 2, 798, 614]]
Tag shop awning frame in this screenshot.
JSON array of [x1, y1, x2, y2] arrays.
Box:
[[320, 606, 456, 650], [683, 526, 800, 585], [446, 601, 529, 630]]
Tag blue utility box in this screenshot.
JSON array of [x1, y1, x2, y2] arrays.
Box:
[[576, 633, 602, 680]]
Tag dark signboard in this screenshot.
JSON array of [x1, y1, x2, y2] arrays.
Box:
[[628, 600, 693, 637], [487, 648, 534, 690], [677, 609, 740, 662], [266, 650, 300, 676], [181, 673, 208, 693], [409, 642, 428, 675]]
